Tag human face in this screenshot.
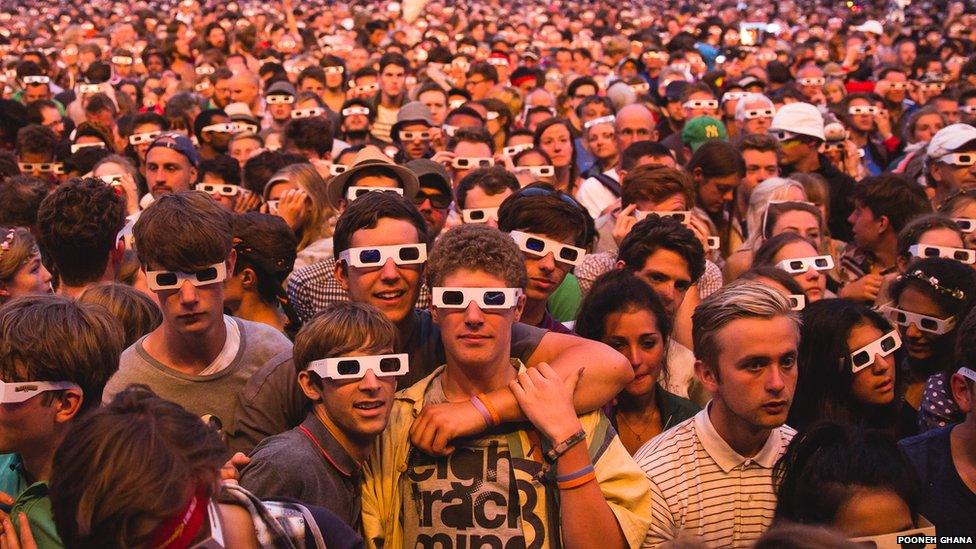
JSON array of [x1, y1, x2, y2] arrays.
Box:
[[932, 148, 976, 194], [399, 123, 432, 160], [1, 253, 52, 300], [146, 147, 197, 196], [704, 315, 798, 433], [847, 322, 897, 405], [418, 90, 448, 126], [312, 348, 398, 441], [912, 113, 944, 144], [740, 100, 773, 136], [895, 285, 949, 361], [432, 269, 524, 371], [202, 114, 233, 152], [149, 257, 232, 338], [616, 109, 655, 151], [229, 136, 261, 165], [773, 240, 827, 302], [335, 218, 423, 326], [414, 187, 449, 237], [632, 193, 687, 214], [833, 488, 914, 538], [539, 124, 572, 168], [741, 149, 779, 191], [684, 91, 719, 119], [451, 141, 493, 184], [380, 64, 405, 98], [629, 249, 692, 317], [848, 97, 876, 133], [771, 210, 821, 248], [586, 123, 617, 163], [0, 383, 63, 456], [696, 172, 739, 215], [213, 78, 232, 109], [201, 172, 238, 211], [464, 73, 492, 101], [23, 84, 50, 104], [463, 186, 512, 228], [40, 106, 64, 137], [520, 231, 576, 302], [935, 98, 961, 125], [881, 71, 908, 103], [847, 202, 886, 250], [299, 77, 326, 98], [580, 101, 611, 123], [604, 309, 666, 398], [229, 75, 258, 107]]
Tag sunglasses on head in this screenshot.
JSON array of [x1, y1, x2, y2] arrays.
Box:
[[775, 254, 834, 274], [452, 157, 495, 169], [503, 143, 533, 156], [513, 165, 555, 178], [941, 152, 976, 167], [18, 162, 64, 174], [953, 218, 976, 233], [849, 330, 901, 373], [266, 94, 295, 105], [146, 262, 227, 292], [338, 243, 427, 268], [291, 108, 324, 119], [682, 99, 718, 110], [788, 294, 805, 311], [196, 183, 241, 197], [797, 77, 825, 86], [307, 353, 409, 380], [345, 186, 404, 201], [0, 380, 80, 404], [129, 131, 161, 145], [462, 207, 499, 224], [635, 210, 691, 224], [848, 105, 880, 116], [432, 287, 522, 310], [71, 142, 106, 154], [743, 108, 774, 119], [341, 106, 370, 116], [909, 244, 976, 264], [882, 305, 957, 335], [399, 130, 432, 141], [510, 230, 587, 266]]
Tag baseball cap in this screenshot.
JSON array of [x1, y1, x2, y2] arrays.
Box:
[[769, 102, 825, 141], [391, 101, 435, 140], [266, 81, 297, 97], [681, 116, 728, 151], [325, 145, 420, 209], [926, 124, 976, 161], [664, 80, 690, 103], [146, 132, 200, 167], [405, 159, 452, 197]]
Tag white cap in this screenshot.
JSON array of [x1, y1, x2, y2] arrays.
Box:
[[770, 102, 825, 141], [853, 20, 884, 35], [223, 102, 254, 119], [926, 124, 976, 160]]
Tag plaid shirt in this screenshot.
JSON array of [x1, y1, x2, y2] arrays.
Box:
[[288, 258, 432, 323], [218, 483, 308, 548], [576, 252, 723, 298]]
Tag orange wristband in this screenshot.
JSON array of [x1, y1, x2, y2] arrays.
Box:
[[556, 470, 596, 490], [475, 393, 500, 426]]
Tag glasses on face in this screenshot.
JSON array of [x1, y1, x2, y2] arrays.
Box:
[[338, 243, 427, 268], [706, 236, 721, 250], [849, 105, 880, 116], [129, 131, 162, 145], [399, 130, 432, 141], [487, 58, 509, 67], [743, 108, 774, 119], [513, 165, 555, 178], [112, 56, 133, 65], [797, 77, 826, 87], [291, 108, 324, 119], [940, 152, 976, 167], [100, 173, 125, 187], [413, 189, 451, 209], [503, 143, 533, 156], [961, 105, 976, 114], [432, 287, 523, 310], [635, 210, 691, 224], [788, 294, 806, 311], [328, 164, 349, 176], [452, 157, 495, 169], [722, 91, 749, 102], [345, 186, 404, 201], [0, 380, 80, 404], [196, 183, 241, 197], [71, 142, 106, 154], [307, 353, 409, 380], [918, 82, 946, 92], [887, 81, 910, 91], [266, 95, 295, 105], [21, 75, 50, 85], [909, 243, 976, 264], [462, 207, 499, 224], [195, 65, 216, 75], [775, 255, 834, 274], [354, 83, 380, 95], [324, 65, 345, 75], [341, 106, 370, 116], [202, 122, 239, 134], [583, 115, 615, 130], [18, 162, 64, 174], [146, 262, 227, 292], [682, 99, 719, 110], [882, 304, 957, 335], [849, 330, 901, 373], [629, 82, 650, 94], [442, 124, 459, 137], [953, 218, 976, 233], [194, 81, 212, 92], [510, 230, 587, 266], [79, 83, 101, 94]]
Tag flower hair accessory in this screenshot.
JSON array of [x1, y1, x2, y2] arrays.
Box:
[[903, 269, 967, 301], [0, 228, 14, 261]]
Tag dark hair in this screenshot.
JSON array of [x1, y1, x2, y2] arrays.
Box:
[[896, 214, 963, 259], [498, 183, 592, 247], [774, 422, 921, 528], [242, 150, 297, 194], [231, 212, 298, 306], [192, 108, 228, 145], [851, 174, 932, 234], [297, 65, 327, 88], [621, 141, 674, 171], [687, 139, 745, 179], [621, 166, 694, 209], [332, 191, 429, 259], [455, 166, 520, 209], [533, 117, 579, 192], [16, 124, 59, 157], [575, 95, 615, 119], [24, 99, 60, 126], [789, 299, 902, 433], [378, 52, 408, 71], [576, 269, 673, 356], [753, 232, 818, 268], [469, 61, 499, 84], [283, 117, 334, 158], [84, 93, 117, 117], [736, 133, 780, 155], [0, 175, 49, 227], [36, 177, 126, 286], [197, 154, 242, 187], [618, 214, 706, 282], [447, 125, 495, 154], [567, 76, 599, 99], [739, 266, 805, 295], [134, 191, 233, 272], [49, 386, 228, 548], [77, 282, 162, 348]]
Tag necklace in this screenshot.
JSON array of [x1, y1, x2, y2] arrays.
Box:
[[616, 409, 660, 441]]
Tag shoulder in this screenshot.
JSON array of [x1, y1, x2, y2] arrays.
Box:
[[633, 416, 698, 473], [247, 429, 311, 462], [289, 258, 338, 285], [237, 318, 292, 352], [899, 424, 950, 454]]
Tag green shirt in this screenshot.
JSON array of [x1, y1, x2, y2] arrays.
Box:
[[0, 454, 62, 548], [547, 273, 583, 322]]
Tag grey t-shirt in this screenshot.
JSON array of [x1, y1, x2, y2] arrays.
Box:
[[102, 316, 294, 446]]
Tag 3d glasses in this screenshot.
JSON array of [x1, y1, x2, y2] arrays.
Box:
[[909, 244, 976, 264], [849, 330, 901, 373], [345, 186, 404, 201], [307, 353, 409, 380], [743, 108, 774, 119], [881, 305, 956, 335], [513, 165, 555, 178], [202, 123, 239, 134], [682, 99, 719, 110], [70, 142, 106, 154], [291, 108, 324, 119], [953, 218, 976, 233], [129, 131, 161, 145], [399, 130, 432, 141], [510, 230, 586, 266], [797, 77, 825, 87], [266, 95, 295, 105], [146, 262, 227, 292], [788, 294, 805, 311], [635, 210, 691, 224], [338, 243, 427, 268], [848, 105, 880, 116], [461, 207, 499, 224], [775, 255, 834, 274], [939, 152, 976, 167], [341, 106, 370, 116], [18, 162, 64, 174], [432, 287, 523, 309], [0, 380, 80, 404], [503, 143, 533, 156], [452, 157, 495, 169], [196, 183, 241, 197]]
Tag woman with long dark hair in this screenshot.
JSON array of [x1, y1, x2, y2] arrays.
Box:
[[533, 117, 580, 196]]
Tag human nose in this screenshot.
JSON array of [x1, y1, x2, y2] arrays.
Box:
[[767, 364, 787, 393], [464, 300, 485, 324], [179, 280, 199, 304], [538, 252, 556, 272], [379, 258, 400, 281], [359, 369, 382, 391], [627, 345, 642, 367]]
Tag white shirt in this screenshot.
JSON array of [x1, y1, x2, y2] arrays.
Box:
[[575, 168, 620, 218], [198, 315, 241, 376]]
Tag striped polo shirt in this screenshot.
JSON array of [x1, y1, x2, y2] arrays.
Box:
[[634, 405, 796, 548]]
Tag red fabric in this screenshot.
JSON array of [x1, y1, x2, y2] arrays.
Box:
[[845, 80, 875, 94], [147, 484, 209, 549]]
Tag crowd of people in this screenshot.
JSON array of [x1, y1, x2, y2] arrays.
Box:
[[2, 0, 976, 547]]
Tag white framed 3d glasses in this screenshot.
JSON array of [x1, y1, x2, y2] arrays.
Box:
[[881, 305, 957, 335], [345, 186, 404, 201], [146, 262, 227, 292], [849, 330, 901, 373], [461, 207, 499, 224], [513, 165, 555, 178], [291, 108, 324, 119], [909, 244, 976, 264], [432, 287, 523, 309], [510, 230, 586, 266], [196, 183, 241, 197], [775, 255, 834, 274], [307, 353, 409, 380], [338, 243, 427, 268], [266, 95, 295, 105], [129, 131, 161, 145], [452, 157, 495, 169], [0, 380, 80, 404], [635, 210, 691, 224]]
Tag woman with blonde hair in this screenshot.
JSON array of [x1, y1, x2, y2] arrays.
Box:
[[262, 162, 335, 270], [0, 226, 53, 303]]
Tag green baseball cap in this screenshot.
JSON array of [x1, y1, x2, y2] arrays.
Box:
[[681, 116, 728, 151]]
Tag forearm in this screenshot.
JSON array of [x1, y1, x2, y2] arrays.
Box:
[[555, 444, 627, 549]]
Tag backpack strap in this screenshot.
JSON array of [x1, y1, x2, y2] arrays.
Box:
[[591, 172, 622, 197]]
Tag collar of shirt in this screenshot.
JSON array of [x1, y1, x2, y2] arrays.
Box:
[[301, 412, 362, 479], [694, 403, 786, 473]]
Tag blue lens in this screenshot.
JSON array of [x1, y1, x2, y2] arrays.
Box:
[[558, 248, 579, 262], [483, 291, 506, 306], [359, 249, 382, 264], [525, 237, 546, 253]]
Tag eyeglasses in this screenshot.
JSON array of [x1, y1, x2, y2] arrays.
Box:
[[769, 129, 801, 143], [918, 82, 946, 92], [79, 83, 101, 94], [848, 105, 880, 116], [196, 183, 241, 197], [99, 173, 125, 187], [399, 130, 432, 141], [722, 91, 749, 102], [487, 57, 509, 67], [797, 77, 826, 86], [961, 105, 976, 114], [706, 236, 721, 250], [743, 108, 774, 119], [629, 82, 650, 94], [775, 255, 834, 274], [18, 162, 64, 174], [788, 294, 805, 311], [129, 131, 162, 145], [0, 380, 80, 404], [338, 243, 427, 268], [503, 143, 533, 156], [881, 305, 957, 335], [21, 75, 50, 85], [291, 108, 324, 119], [887, 81, 910, 90], [953, 218, 976, 233], [848, 523, 935, 548], [345, 186, 404, 201], [940, 152, 976, 167], [583, 115, 615, 130], [329, 164, 349, 176], [353, 83, 380, 95], [194, 81, 212, 92], [510, 230, 587, 266], [146, 262, 227, 292], [462, 207, 499, 224], [442, 124, 459, 137], [266, 95, 295, 104], [635, 210, 691, 224], [682, 99, 719, 110], [323, 66, 345, 75], [513, 165, 555, 178], [195, 66, 216, 75], [465, 78, 486, 87], [452, 157, 495, 169], [909, 244, 976, 264], [111, 56, 133, 65], [266, 199, 279, 214], [432, 287, 523, 310], [849, 330, 901, 373], [202, 122, 239, 134], [307, 353, 409, 380], [341, 106, 370, 116], [70, 142, 106, 154]]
